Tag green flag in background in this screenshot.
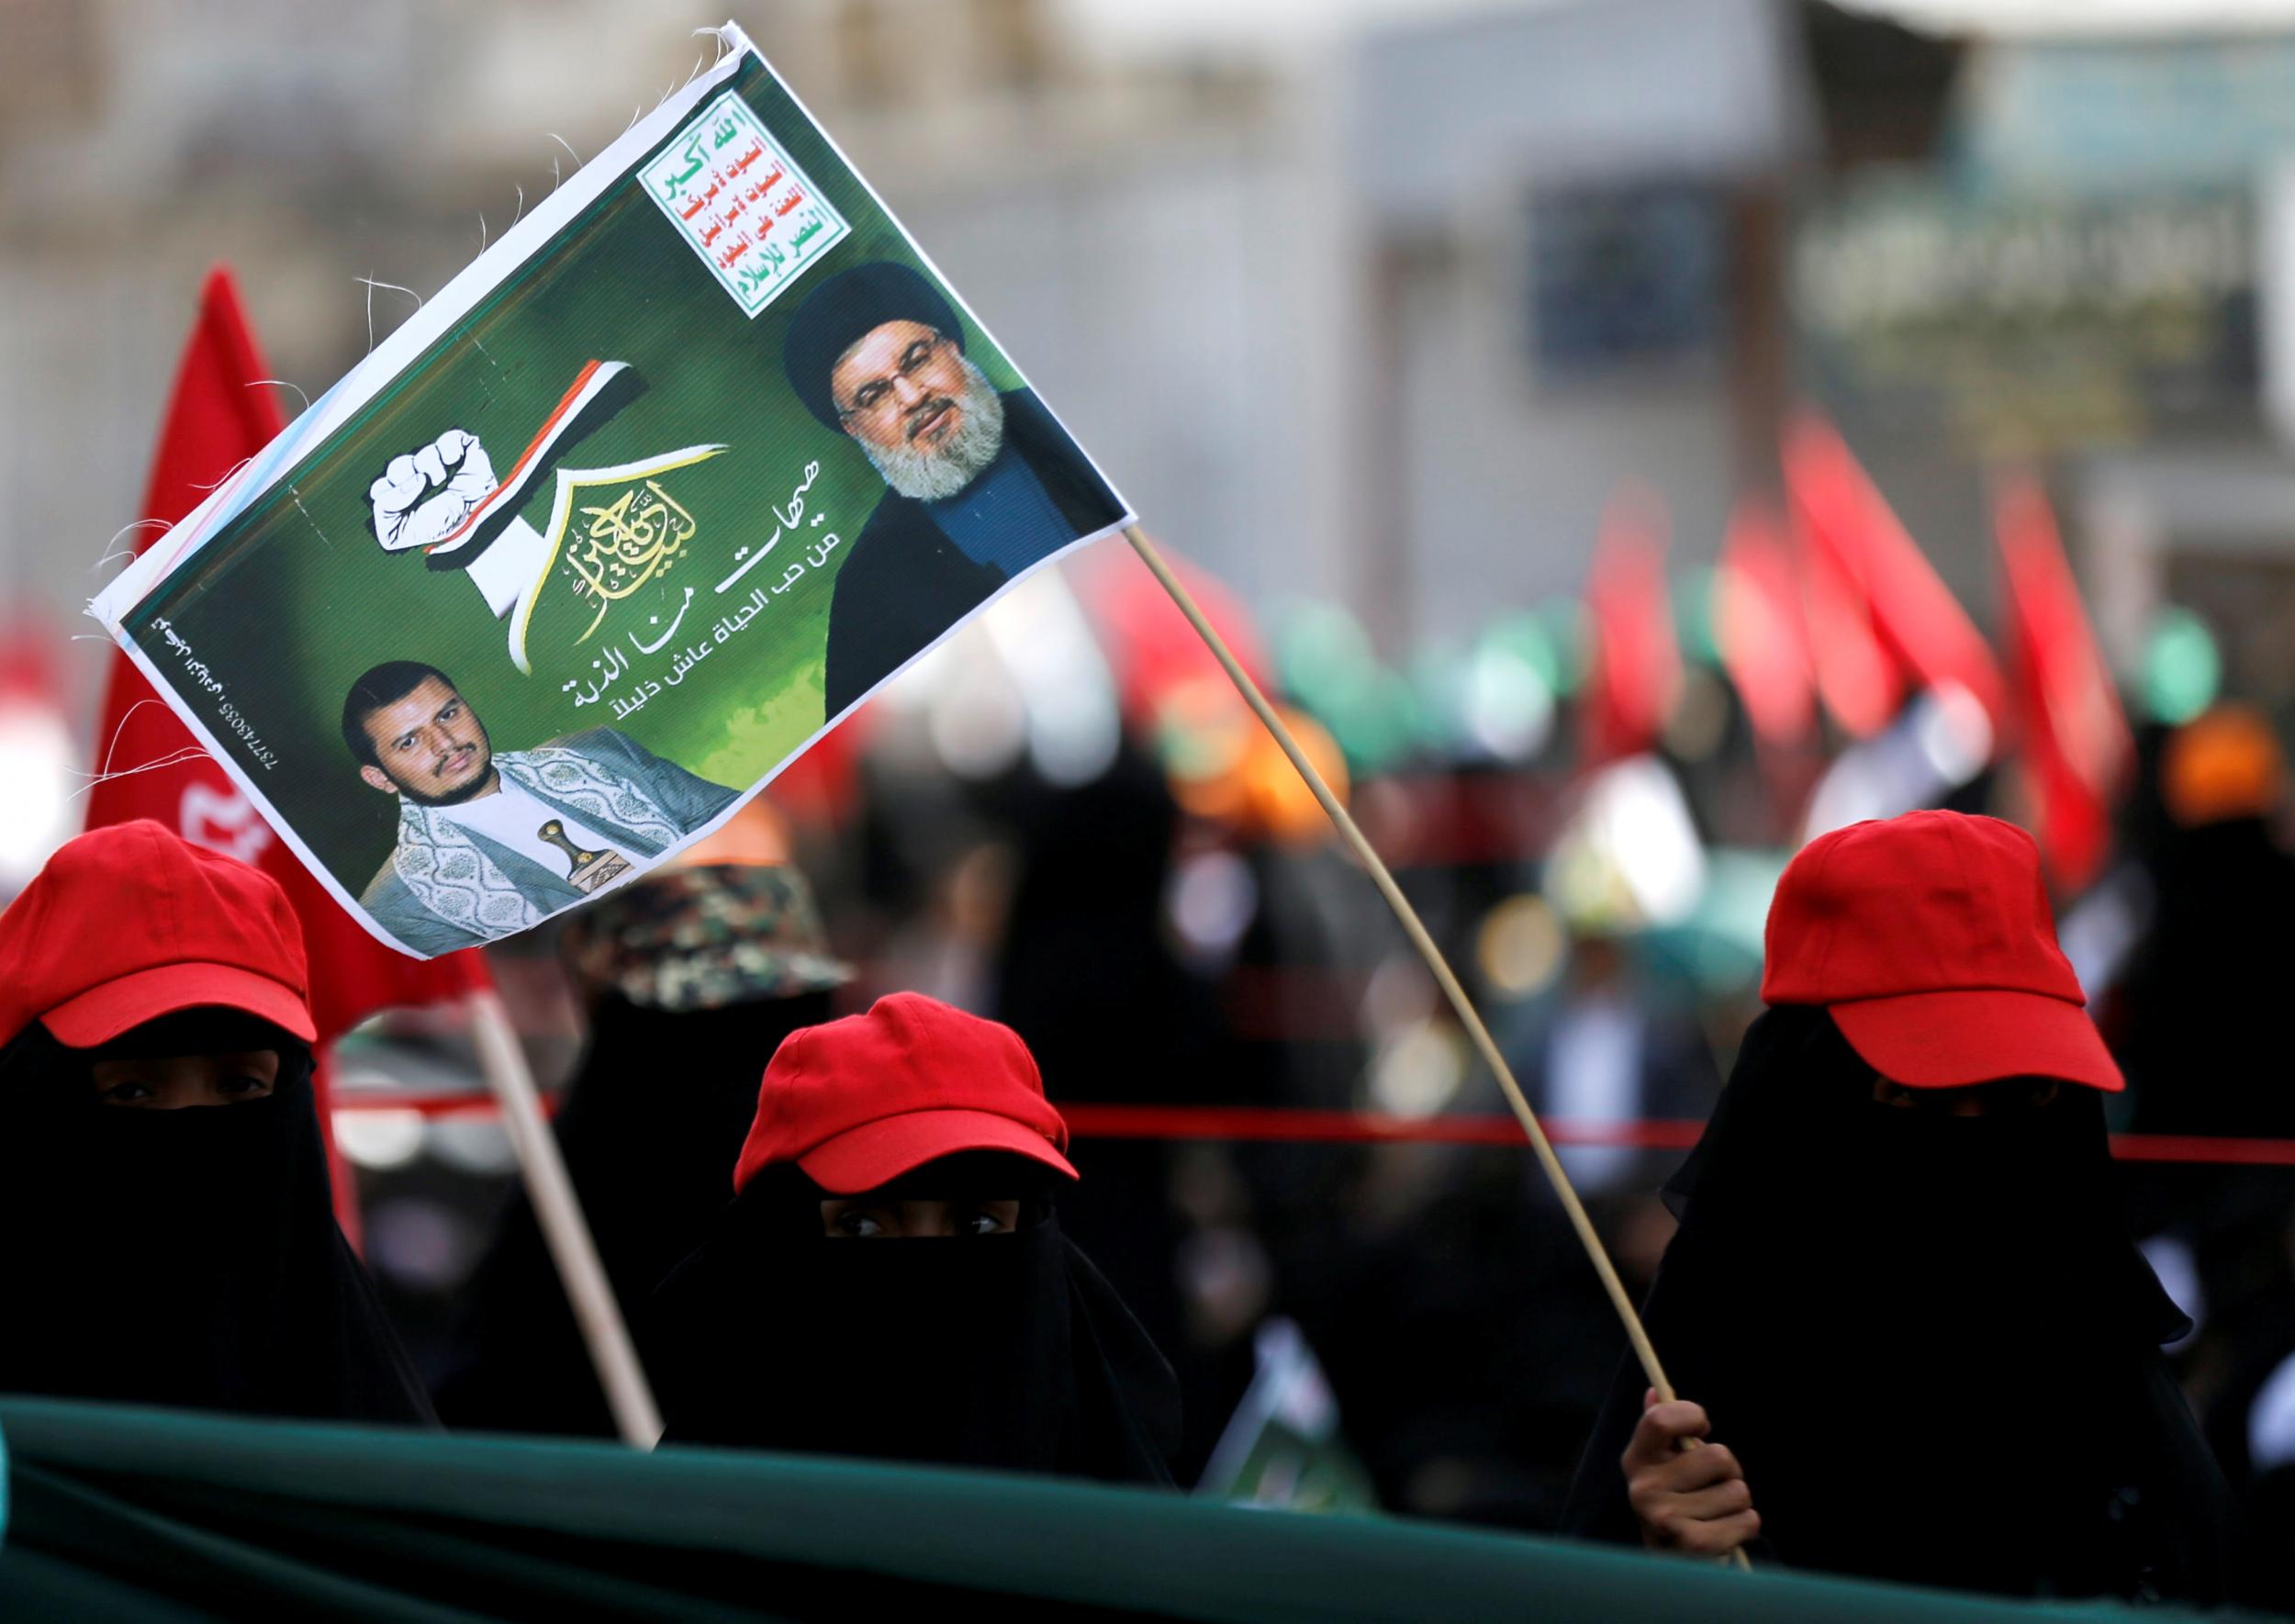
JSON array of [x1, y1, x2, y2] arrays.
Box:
[[1196, 1317, 1379, 1514]]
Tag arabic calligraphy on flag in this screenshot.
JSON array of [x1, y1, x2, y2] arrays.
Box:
[[643, 90, 849, 317]]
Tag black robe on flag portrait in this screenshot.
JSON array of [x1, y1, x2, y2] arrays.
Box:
[[820, 389, 1125, 719], [781, 257, 1125, 721]]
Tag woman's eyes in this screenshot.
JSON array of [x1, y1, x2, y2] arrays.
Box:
[[96, 1077, 270, 1106], [826, 1204, 1013, 1237]]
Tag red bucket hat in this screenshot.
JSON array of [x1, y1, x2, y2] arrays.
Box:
[[0, 820, 316, 1051], [733, 991, 1077, 1194], [1761, 811, 2121, 1092]]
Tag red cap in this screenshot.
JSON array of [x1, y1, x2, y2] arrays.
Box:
[[733, 991, 1077, 1194], [0, 820, 316, 1051], [1761, 811, 2121, 1092]]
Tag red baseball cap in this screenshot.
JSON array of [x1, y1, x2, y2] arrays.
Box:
[[1761, 811, 2122, 1092], [733, 991, 1077, 1194], [0, 820, 316, 1051]]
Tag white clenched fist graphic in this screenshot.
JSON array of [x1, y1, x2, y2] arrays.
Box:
[[369, 429, 498, 552]]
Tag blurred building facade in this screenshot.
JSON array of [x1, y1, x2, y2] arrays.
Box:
[[11, 0, 2295, 763]]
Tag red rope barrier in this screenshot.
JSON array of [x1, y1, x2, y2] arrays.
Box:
[[338, 1090, 558, 1119], [329, 1093, 2295, 1165], [2107, 1132, 2295, 1167], [1057, 1103, 1708, 1148]]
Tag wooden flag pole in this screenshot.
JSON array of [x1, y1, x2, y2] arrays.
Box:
[[468, 988, 664, 1447], [1125, 524, 1749, 1565]]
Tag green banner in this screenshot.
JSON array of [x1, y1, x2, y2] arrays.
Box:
[[0, 1396, 2229, 1623]]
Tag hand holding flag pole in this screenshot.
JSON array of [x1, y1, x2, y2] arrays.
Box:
[[1123, 523, 1752, 1569]]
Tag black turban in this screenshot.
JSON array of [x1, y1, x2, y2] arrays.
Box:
[[782, 260, 965, 430]]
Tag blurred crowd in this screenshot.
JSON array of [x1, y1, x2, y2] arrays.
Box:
[[6, 431, 2295, 1603], [289, 504, 2295, 1606]]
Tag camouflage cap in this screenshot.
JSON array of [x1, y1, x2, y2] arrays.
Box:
[[561, 862, 854, 1013]]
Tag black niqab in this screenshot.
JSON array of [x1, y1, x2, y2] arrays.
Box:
[[2118, 815, 2295, 1141], [0, 1014, 433, 1424], [646, 1153, 1181, 1484], [436, 991, 833, 1435], [1562, 1006, 2235, 1604]]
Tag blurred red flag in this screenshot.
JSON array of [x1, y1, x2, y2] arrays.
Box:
[[1714, 497, 1816, 748], [1996, 474, 2133, 891], [1582, 486, 1681, 765], [1081, 541, 1271, 728], [764, 720, 862, 829], [85, 270, 491, 1228], [1795, 504, 1899, 738], [1786, 412, 2005, 734]]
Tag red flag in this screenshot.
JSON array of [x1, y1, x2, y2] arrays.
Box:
[[1785, 412, 2005, 733], [85, 271, 491, 1227], [1581, 486, 1681, 765], [1996, 475, 2133, 891], [1714, 497, 1816, 748], [1795, 500, 1900, 739], [1080, 542, 1272, 730]]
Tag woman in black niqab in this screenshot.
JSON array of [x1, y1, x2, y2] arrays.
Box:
[[1562, 1006, 2235, 1603], [436, 860, 854, 1435], [646, 1148, 1181, 1484], [0, 1011, 434, 1424], [435, 988, 834, 1435]]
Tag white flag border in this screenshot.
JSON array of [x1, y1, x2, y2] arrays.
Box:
[[92, 31, 752, 628], [92, 20, 1136, 959]]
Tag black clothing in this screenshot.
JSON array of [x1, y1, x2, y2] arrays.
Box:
[[2117, 816, 2295, 1141], [2109, 816, 2295, 1612], [646, 1156, 1181, 1484], [822, 389, 1123, 719], [1562, 1007, 2236, 1605], [436, 991, 831, 1436], [0, 1016, 432, 1425], [992, 748, 1244, 1478]]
